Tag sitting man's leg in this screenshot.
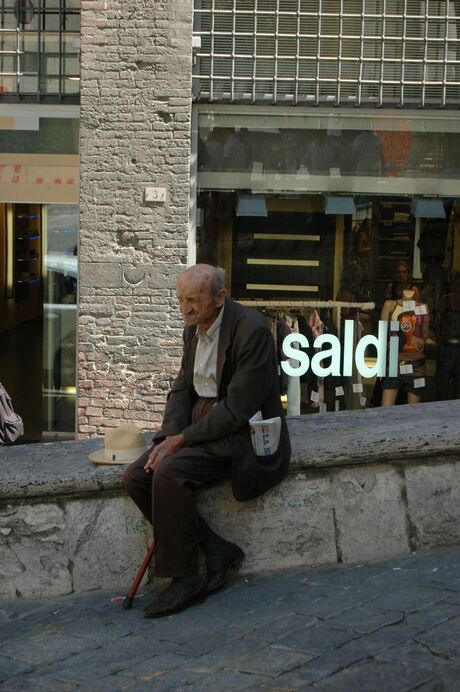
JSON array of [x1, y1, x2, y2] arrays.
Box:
[[123, 442, 243, 617]]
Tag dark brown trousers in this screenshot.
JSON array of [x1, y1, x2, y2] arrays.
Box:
[[122, 398, 233, 578]]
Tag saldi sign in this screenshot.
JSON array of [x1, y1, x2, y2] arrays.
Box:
[[281, 319, 400, 379]]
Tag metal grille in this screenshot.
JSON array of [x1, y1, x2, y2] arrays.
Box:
[[193, 0, 460, 107], [0, 1, 80, 103]]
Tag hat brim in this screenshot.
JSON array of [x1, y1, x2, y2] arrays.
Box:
[[88, 447, 147, 465]]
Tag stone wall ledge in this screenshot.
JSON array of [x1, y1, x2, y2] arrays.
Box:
[[1, 400, 459, 503]]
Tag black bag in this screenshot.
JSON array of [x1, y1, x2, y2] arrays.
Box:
[[0, 381, 24, 445]]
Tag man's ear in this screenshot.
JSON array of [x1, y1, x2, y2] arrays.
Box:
[[216, 289, 226, 307]]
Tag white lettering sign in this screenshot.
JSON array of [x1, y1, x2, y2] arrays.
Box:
[[281, 320, 400, 379]]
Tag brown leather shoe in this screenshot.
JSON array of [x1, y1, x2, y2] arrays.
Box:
[[143, 577, 206, 618], [205, 543, 245, 594]]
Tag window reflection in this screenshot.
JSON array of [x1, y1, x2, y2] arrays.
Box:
[[43, 205, 78, 436]]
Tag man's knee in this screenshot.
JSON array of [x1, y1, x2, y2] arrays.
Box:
[[122, 463, 136, 494], [153, 454, 182, 481], [122, 456, 149, 494]]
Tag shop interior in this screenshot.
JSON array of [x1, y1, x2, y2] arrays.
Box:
[[0, 203, 78, 442], [195, 189, 460, 414]]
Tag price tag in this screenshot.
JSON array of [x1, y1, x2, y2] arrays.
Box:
[[413, 378, 425, 388], [353, 383, 363, 393], [403, 300, 416, 312], [400, 363, 413, 374], [414, 304, 428, 315], [335, 386, 345, 397], [296, 166, 310, 178], [310, 390, 320, 403]]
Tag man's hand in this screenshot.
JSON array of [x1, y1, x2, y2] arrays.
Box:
[[144, 434, 185, 473]]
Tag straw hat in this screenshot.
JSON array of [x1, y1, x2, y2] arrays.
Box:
[[89, 424, 147, 465]]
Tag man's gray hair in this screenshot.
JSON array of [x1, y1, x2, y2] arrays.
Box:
[[210, 266, 226, 297]]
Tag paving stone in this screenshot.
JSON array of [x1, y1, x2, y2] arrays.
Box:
[[138, 601, 238, 644], [171, 621, 250, 656], [225, 643, 314, 676], [118, 653, 204, 678], [415, 615, 460, 661], [0, 674, 78, 691], [276, 623, 358, 655], [405, 603, 460, 630], [41, 635, 155, 684], [368, 586, 453, 613], [0, 655, 33, 683], [124, 667, 266, 691], [333, 622, 421, 659], [286, 582, 389, 618], [308, 564, 392, 588], [0, 633, 95, 666], [177, 670, 268, 690], [244, 612, 318, 642], [310, 659, 436, 691], [202, 582, 285, 612], [376, 641, 456, 675], [443, 592, 460, 605], [0, 619, 38, 643], [255, 646, 370, 688], [415, 664, 460, 691], [28, 608, 148, 644], [191, 633, 266, 671], [78, 674, 136, 691], [325, 606, 404, 634], [0, 548, 459, 692]]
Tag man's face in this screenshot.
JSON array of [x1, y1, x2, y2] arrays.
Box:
[[176, 274, 225, 330]]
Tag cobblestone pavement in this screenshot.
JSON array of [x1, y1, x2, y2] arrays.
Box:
[[1, 546, 460, 691]]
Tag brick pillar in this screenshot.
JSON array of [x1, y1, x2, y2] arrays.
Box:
[[78, 0, 193, 436]]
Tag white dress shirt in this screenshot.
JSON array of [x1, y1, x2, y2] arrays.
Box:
[[193, 303, 224, 397]]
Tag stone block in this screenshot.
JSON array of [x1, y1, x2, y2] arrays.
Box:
[[63, 497, 150, 593], [0, 503, 72, 599], [0, 497, 150, 599], [331, 465, 410, 563], [405, 461, 460, 548], [197, 474, 337, 573], [79, 262, 122, 288]]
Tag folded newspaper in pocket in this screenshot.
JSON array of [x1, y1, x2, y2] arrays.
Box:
[[249, 410, 281, 456]]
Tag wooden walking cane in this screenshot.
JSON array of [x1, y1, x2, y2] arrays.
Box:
[[123, 541, 155, 610]]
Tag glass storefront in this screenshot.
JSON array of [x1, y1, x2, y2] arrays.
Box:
[[194, 106, 460, 414], [42, 204, 78, 436], [0, 202, 78, 441]]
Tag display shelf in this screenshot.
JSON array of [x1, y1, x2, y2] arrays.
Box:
[[372, 199, 415, 309], [13, 204, 42, 302]]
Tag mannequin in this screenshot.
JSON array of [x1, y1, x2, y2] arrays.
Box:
[[380, 288, 429, 406], [384, 260, 420, 302]]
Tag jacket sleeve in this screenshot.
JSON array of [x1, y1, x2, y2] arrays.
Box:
[[181, 323, 276, 445], [154, 331, 195, 439]]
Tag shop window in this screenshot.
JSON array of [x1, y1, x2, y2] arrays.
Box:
[[0, 203, 78, 441], [194, 107, 460, 414]]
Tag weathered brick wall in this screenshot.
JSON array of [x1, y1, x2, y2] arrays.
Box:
[[78, 1, 193, 436]]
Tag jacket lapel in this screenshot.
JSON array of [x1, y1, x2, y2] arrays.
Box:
[[216, 298, 234, 394], [184, 326, 198, 384]]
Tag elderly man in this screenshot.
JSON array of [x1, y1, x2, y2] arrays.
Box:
[[123, 264, 291, 617]]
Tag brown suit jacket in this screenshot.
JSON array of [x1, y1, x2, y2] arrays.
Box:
[[154, 298, 291, 501]]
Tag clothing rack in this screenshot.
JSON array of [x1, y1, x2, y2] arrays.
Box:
[[238, 299, 375, 339]]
